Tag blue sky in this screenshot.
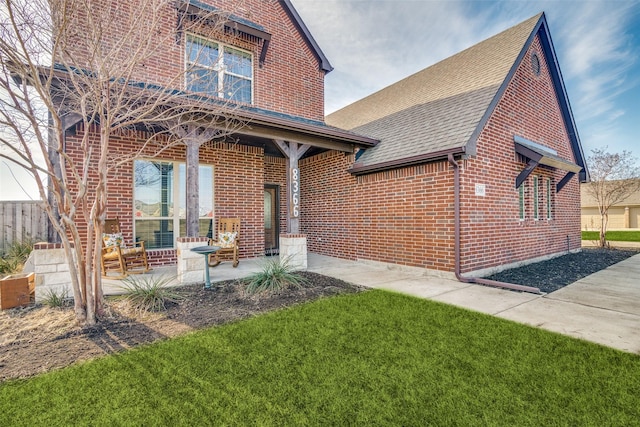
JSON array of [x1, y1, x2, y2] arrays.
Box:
[[1, 0, 639, 200], [292, 0, 640, 165]]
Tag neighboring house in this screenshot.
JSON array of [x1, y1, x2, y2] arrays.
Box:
[[51, 2, 587, 280], [581, 181, 640, 230]]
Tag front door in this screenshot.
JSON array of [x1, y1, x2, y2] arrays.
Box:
[[264, 184, 279, 255]]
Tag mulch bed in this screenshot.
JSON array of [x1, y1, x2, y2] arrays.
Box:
[[0, 272, 364, 383], [486, 248, 639, 293]]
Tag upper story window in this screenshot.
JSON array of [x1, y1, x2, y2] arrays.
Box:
[[185, 34, 253, 104]]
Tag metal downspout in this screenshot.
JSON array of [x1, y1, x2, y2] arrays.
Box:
[[447, 154, 542, 294]]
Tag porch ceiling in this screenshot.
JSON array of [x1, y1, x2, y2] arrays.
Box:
[[228, 133, 325, 159]]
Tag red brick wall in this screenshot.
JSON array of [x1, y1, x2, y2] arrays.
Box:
[[459, 35, 581, 272], [64, 127, 265, 267], [299, 35, 581, 274], [300, 152, 456, 271], [62, 0, 325, 121]]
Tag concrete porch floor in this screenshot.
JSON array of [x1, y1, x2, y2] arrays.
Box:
[[103, 252, 640, 354]]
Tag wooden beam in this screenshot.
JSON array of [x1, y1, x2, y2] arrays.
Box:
[[275, 140, 310, 234], [175, 125, 217, 237], [556, 171, 575, 193], [243, 125, 354, 153], [516, 159, 539, 189]]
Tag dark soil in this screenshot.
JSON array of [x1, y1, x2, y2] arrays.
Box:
[[486, 248, 639, 293], [0, 272, 364, 383]]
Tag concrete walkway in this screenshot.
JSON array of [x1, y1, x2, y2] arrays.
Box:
[[307, 253, 640, 354], [104, 252, 640, 354]]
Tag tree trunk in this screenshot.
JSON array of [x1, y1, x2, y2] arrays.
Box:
[[599, 212, 609, 248]]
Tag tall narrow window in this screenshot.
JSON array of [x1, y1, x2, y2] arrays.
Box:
[[186, 34, 253, 103], [546, 178, 552, 219], [519, 184, 525, 220], [134, 160, 214, 249], [533, 176, 539, 220]]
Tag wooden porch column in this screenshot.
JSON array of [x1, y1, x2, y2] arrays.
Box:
[[274, 140, 310, 234], [174, 126, 216, 237]]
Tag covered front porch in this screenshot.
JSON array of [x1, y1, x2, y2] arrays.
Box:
[[100, 252, 454, 296]]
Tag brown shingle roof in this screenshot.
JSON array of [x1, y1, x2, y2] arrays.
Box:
[[326, 13, 543, 170]]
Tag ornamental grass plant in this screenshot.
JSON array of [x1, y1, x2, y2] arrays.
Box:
[[119, 275, 183, 313], [244, 256, 308, 295]]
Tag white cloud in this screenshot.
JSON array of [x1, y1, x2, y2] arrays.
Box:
[[292, 0, 506, 113], [291, 0, 640, 162]]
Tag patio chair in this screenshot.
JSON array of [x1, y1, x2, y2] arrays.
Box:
[[209, 218, 240, 268], [101, 218, 150, 278]]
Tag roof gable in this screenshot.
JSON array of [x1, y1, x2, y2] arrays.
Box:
[[327, 13, 587, 179], [280, 0, 333, 72]]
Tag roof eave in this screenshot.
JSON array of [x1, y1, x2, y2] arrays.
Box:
[[349, 147, 465, 176], [240, 109, 378, 148], [280, 0, 333, 73], [466, 12, 589, 182]]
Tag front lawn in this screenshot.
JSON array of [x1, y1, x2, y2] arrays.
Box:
[[1, 291, 639, 425], [582, 230, 640, 242]]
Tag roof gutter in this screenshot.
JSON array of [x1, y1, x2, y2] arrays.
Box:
[[239, 110, 379, 148], [349, 147, 465, 176], [447, 154, 542, 294]]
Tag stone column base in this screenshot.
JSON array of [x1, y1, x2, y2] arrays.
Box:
[[176, 237, 209, 284], [22, 243, 73, 302], [279, 234, 307, 271]]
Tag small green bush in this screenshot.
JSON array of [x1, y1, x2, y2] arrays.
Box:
[[0, 257, 20, 275], [244, 257, 308, 295], [119, 275, 183, 313], [42, 287, 70, 308], [0, 239, 34, 275]]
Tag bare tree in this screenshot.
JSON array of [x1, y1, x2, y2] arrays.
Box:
[[584, 148, 640, 247], [0, 0, 245, 325]]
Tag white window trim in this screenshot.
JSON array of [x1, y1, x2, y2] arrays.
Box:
[[533, 176, 539, 220], [518, 184, 526, 221], [185, 33, 254, 103], [133, 159, 214, 248], [546, 177, 552, 220]]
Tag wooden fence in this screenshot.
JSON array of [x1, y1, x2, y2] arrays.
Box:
[[0, 201, 49, 253]]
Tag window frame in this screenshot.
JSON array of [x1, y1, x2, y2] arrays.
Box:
[[518, 183, 526, 221], [546, 177, 552, 220], [533, 176, 539, 220], [133, 159, 214, 249], [185, 33, 254, 104]]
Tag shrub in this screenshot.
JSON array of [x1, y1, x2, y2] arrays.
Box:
[[42, 287, 70, 308], [119, 275, 183, 313], [0, 239, 34, 275], [244, 257, 308, 295]]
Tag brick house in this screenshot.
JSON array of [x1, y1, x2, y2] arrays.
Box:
[[47, 3, 587, 287], [318, 12, 588, 285], [581, 181, 640, 230]]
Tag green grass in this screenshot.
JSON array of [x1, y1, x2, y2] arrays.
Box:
[[1, 291, 639, 425], [582, 230, 640, 242]]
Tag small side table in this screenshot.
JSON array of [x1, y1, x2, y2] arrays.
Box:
[[190, 245, 221, 289]]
